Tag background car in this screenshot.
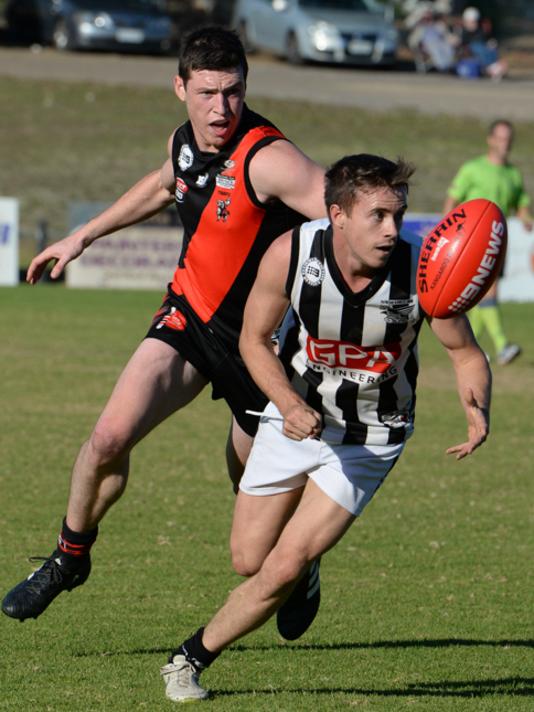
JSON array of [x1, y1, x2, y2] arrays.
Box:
[[233, 0, 398, 66], [5, 0, 173, 53]]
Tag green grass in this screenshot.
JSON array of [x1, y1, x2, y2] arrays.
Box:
[[2, 75, 534, 266], [1, 285, 534, 711]]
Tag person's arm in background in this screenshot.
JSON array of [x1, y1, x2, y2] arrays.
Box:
[[516, 174, 533, 231], [517, 205, 533, 232], [443, 162, 469, 214]]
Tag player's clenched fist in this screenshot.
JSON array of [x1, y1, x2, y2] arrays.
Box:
[[281, 403, 322, 441]]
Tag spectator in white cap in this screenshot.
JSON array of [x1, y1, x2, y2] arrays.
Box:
[[462, 6, 480, 24], [459, 5, 507, 79]]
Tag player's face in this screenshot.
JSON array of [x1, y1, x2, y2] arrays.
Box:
[[487, 124, 513, 162], [331, 186, 407, 277], [174, 67, 246, 153]]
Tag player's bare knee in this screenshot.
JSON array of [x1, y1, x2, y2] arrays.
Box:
[[88, 420, 131, 467], [230, 542, 263, 577], [262, 549, 308, 594]]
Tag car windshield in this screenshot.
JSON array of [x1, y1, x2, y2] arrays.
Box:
[[299, 0, 378, 11]]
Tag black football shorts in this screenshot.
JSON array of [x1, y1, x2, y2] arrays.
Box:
[[145, 286, 267, 436]]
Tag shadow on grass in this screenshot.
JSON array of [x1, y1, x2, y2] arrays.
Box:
[[73, 640, 534, 698], [209, 676, 534, 698], [231, 638, 534, 652], [73, 637, 534, 659]]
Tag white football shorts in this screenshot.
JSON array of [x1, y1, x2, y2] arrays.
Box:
[[240, 402, 405, 516]]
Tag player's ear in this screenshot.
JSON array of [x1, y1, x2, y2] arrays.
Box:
[[329, 203, 345, 230], [174, 75, 187, 102]]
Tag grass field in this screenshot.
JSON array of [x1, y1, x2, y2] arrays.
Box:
[[2, 75, 534, 267], [1, 285, 534, 711], [2, 66, 534, 709]]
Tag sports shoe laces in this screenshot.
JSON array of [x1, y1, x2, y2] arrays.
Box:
[[170, 660, 198, 685], [24, 556, 66, 594]]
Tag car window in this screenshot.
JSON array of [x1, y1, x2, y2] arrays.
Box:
[[70, 0, 161, 9], [298, 0, 379, 11]]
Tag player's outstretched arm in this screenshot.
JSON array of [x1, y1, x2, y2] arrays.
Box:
[[27, 144, 176, 283], [430, 314, 491, 460], [248, 140, 326, 220], [240, 232, 321, 441]]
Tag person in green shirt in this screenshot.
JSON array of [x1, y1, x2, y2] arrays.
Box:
[[444, 119, 533, 365]]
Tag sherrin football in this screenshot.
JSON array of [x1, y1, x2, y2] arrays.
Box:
[[417, 198, 507, 319]]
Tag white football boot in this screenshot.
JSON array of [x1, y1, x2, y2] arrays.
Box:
[[160, 654, 209, 702]]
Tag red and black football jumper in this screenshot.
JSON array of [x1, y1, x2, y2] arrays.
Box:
[[146, 105, 306, 435]]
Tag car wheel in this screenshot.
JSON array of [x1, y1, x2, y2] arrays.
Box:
[[53, 20, 74, 51], [237, 20, 255, 53], [285, 33, 303, 65]]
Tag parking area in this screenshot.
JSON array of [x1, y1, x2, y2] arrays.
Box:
[[0, 44, 533, 120]]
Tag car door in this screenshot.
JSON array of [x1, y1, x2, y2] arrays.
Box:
[[260, 0, 293, 52], [238, 0, 270, 49]]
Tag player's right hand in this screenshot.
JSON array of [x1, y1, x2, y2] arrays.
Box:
[[26, 234, 86, 284], [281, 403, 322, 441]]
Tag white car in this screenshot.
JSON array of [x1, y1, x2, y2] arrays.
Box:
[[233, 0, 398, 66]]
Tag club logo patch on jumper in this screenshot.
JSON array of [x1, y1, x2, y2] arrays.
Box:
[[175, 177, 188, 202], [156, 306, 187, 331], [379, 298, 415, 324], [216, 198, 231, 221], [178, 144, 194, 172], [216, 174, 236, 190], [301, 257, 325, 287], [196, 172, 209, 187], [379, 410, 410, 429], [224, 159, 235, 169]]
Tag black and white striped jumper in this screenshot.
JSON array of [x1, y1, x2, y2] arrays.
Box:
[[278, 218, 425, 446]]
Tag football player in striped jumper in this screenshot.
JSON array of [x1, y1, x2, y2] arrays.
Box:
[[161, 154, 491, 702]]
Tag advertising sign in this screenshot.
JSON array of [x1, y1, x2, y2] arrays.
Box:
[[0, 198, 19, 286], [66, 202, 181, 290]]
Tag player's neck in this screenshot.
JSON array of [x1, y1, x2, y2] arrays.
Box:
[[332, 234, 374, 292], [335, 251, 374, 292], [487, 151, 507, 166], [343, 272, 373, 293]]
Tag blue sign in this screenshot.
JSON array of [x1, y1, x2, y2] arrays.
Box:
[[403, 213, 440, 239], [0, 223, 10, 245]]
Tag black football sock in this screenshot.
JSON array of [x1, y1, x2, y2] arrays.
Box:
[[57, 517, 98, 564], [170, 627, 221, 672]]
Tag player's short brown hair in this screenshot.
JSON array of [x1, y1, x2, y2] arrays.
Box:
[[178, 26, 248, 84], [324, 154, 415, 213], [488, 119, 514, 137]]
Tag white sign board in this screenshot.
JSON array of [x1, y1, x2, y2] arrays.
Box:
[[66, 203, 181, 290], [0, 197, 19, 286], [66, 226, 182, 289]]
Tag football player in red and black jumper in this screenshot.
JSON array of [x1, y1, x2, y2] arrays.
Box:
[[2, 26, 325, 639]]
